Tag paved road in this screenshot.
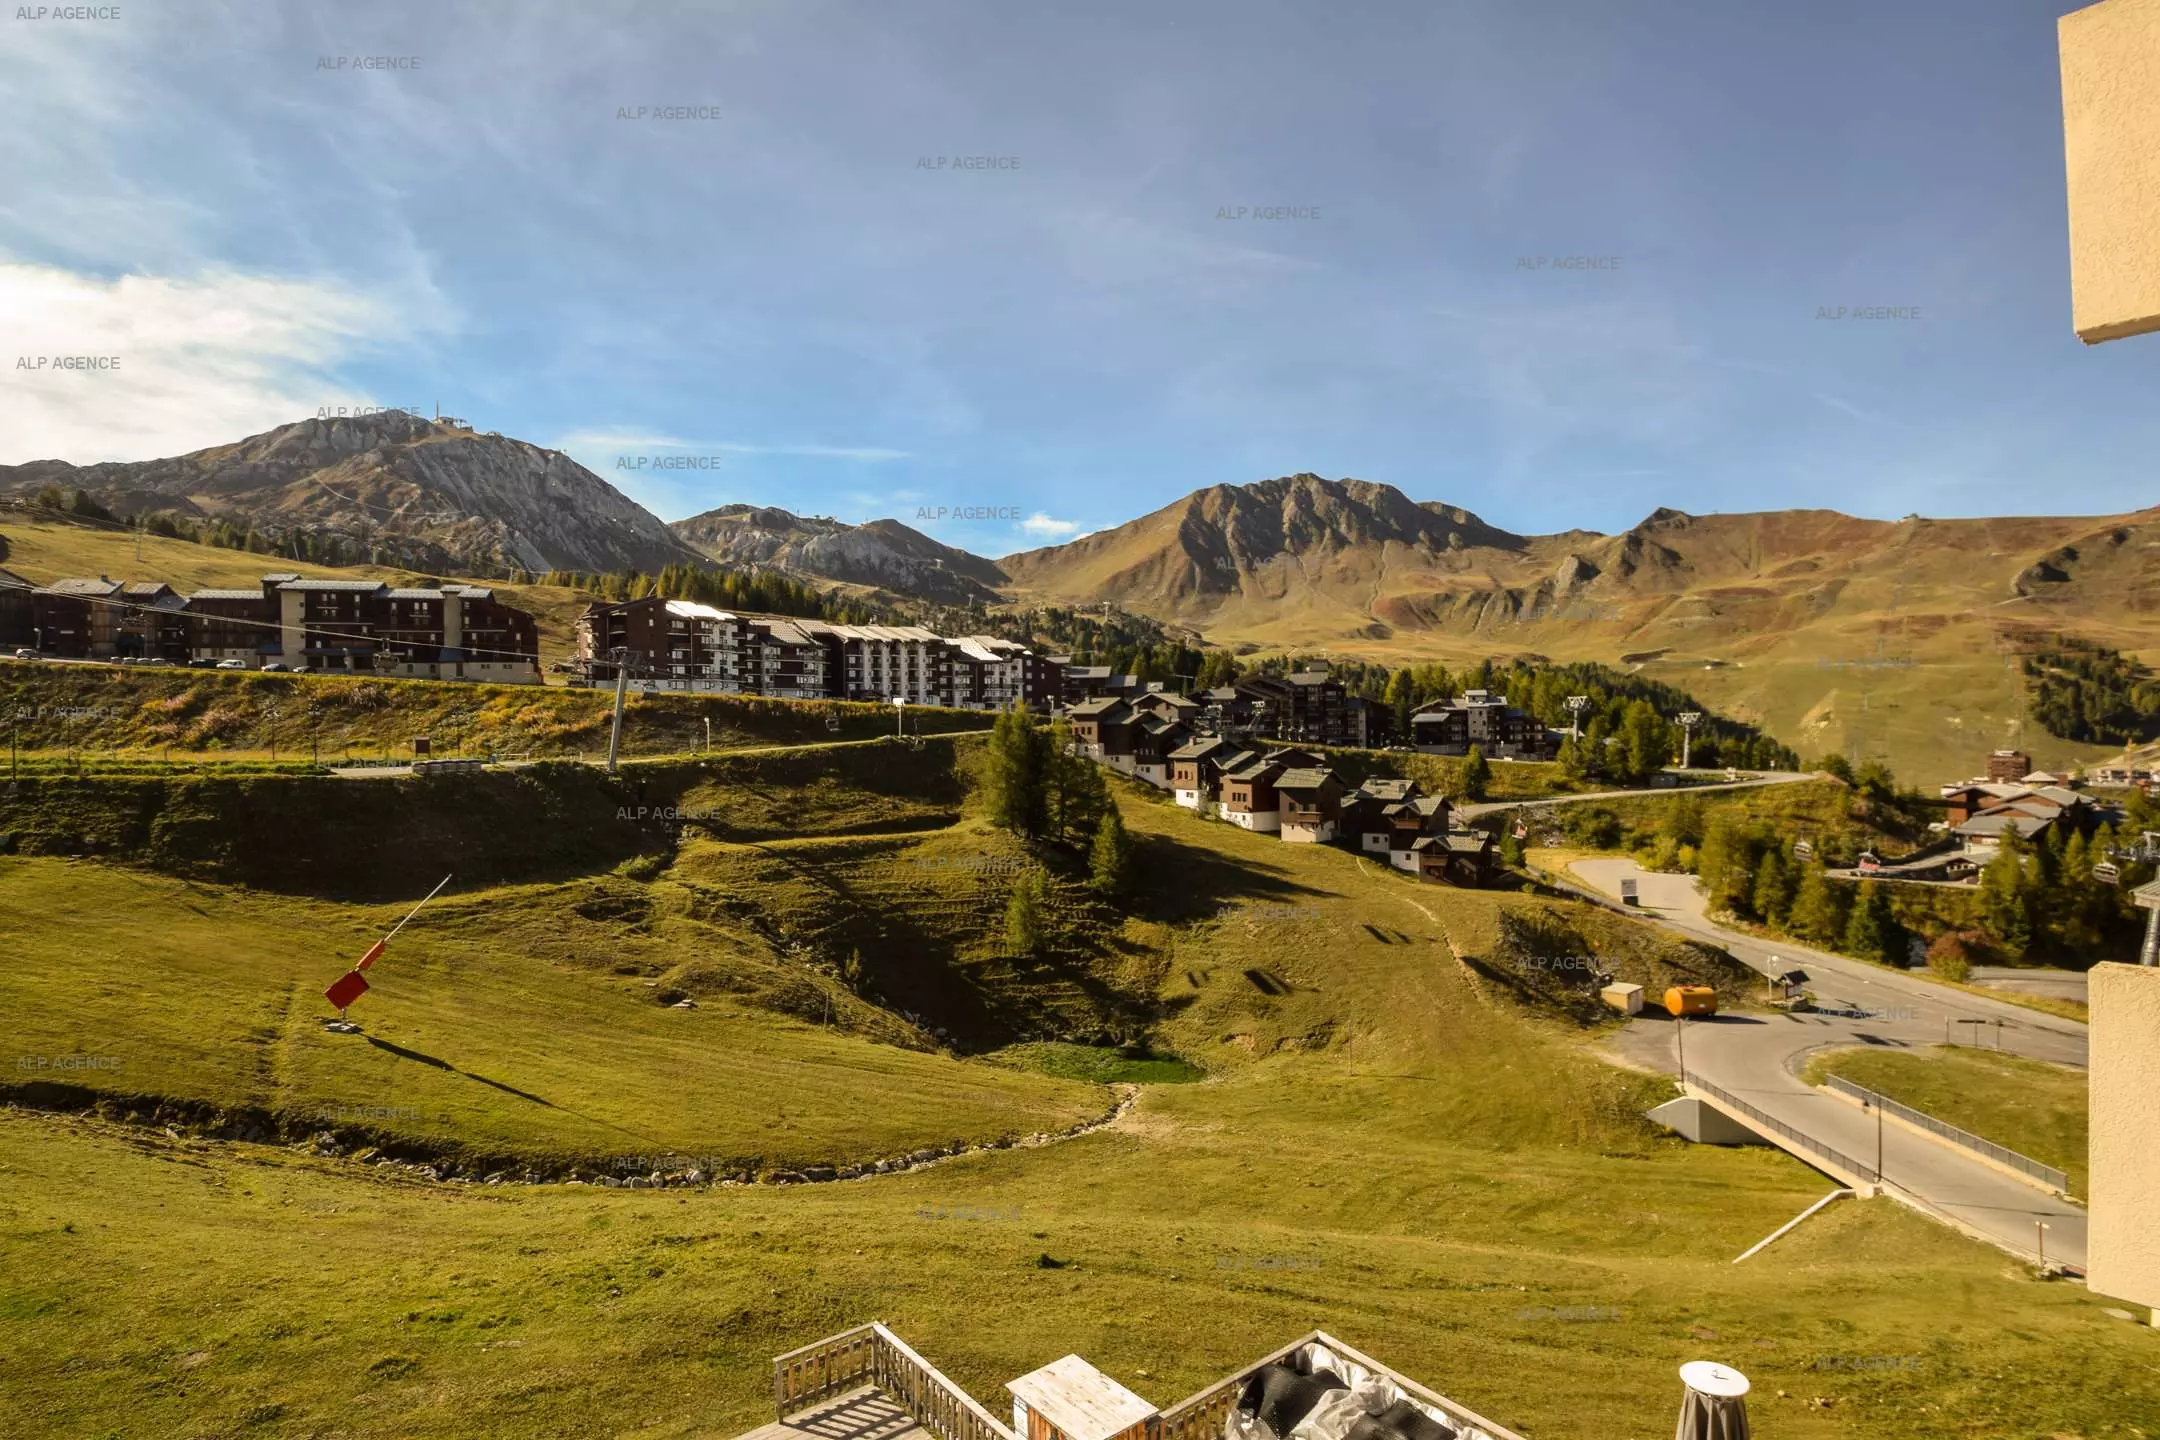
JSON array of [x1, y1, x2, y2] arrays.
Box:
[[1574, 857, 2088, 1269], [1969, 966, 2090, 1004], [1458, 770, 1816, 821]]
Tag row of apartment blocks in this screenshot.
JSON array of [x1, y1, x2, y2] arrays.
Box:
[[0, 567, 542, 683], [572, 595, 1065, 708], [1066, 690, 1499, 885]]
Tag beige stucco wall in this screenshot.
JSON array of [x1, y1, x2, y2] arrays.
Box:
[[2090, 962, 2160, 1310], [2059, 0, 2160, 344]]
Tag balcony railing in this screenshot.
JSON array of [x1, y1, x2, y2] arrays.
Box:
[[1156, 1332, 1523, 1440], [774, 1324, 1019, 1440]]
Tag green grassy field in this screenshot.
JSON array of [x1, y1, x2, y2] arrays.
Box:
[[1, 755, 2152, 1437], [1803, 1045, 2091, 1199]]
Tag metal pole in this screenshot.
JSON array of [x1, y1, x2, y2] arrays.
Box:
[[1676, 1015, 1686, 1084], [606, 650, 630, 774], [1875, 1099, 1883, 1182]]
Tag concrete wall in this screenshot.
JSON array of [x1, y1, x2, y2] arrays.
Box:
[[2060, 0, 2160, 343], [2091, 962, 2160, 1312]]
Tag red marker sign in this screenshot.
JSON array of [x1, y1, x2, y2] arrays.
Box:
[[356, 939, 387, 971], [325, 970, 369, 1010]]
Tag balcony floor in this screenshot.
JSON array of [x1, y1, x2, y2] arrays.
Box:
[[738, 1388, 927, 1440]]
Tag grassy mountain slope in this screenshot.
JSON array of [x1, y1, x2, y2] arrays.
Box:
[[1001, 475, 2160, 780], [2, 763, 2146, 1435]]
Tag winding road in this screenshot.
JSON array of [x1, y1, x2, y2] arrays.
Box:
[[1569, 857, 2089, 1270]]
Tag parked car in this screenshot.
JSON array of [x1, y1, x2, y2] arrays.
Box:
[[187, 658, 216, 668], [261, 663, 287, 672], [215, 660, 247, 670], [11, 648, 39, 660]]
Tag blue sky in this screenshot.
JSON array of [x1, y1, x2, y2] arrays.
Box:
[[3, 0, 2151, 559]]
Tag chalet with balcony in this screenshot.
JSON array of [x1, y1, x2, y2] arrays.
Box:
[[1412, 830, 1497, 887], [1386, 796, 1453, 872], [1131, 712, 1193, 787], [1169, 736, 1255, 810], [1067, 696, 1137, 765], [1275, 768, 1347, 843], [1342, 778, 1419, 855], [1220, 756, 1288, 832]]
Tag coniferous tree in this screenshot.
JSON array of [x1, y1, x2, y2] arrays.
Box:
[[985, 703, 1049, 839], [1460, 745, 1491, 802], [1842, 881, 1901, 963], [1752, 848, 1795, 930], [1004, 870, 1047, 956], [1978, 830, 2033, 957], [1088, 807, 1132, 897], [1788, 862, 1849, 946]]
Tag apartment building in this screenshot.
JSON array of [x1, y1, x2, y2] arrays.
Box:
[[1408, 690, 1555, 759], [0, 567, 35, 650], [13, 571, 542, 679]]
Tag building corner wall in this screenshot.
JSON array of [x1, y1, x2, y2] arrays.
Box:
[[2091, 962, 2160, 1309], [2060, 0, 2160, 344]]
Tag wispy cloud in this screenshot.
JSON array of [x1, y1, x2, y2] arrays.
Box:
[[0, 261, 412, 464]]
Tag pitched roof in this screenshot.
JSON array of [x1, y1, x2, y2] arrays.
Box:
[[387, 588, 447, 601], [1222, 756, 1285, 782], [1273, 767, 1339, 791], [1167, 736, 1230, 761], [1066, 696, 1129, 718], [37, 577, 122, 596], [279, 579, 388, 592], [1955, 812, 2054, 838], [186, 588, 265, 602], [664, 599, 734, 621], [1357, 778, 1419, 801]]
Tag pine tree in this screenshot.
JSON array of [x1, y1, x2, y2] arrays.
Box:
[[1004, 870, 1046, 956], [1620, 700, 1670, 783], [1460, 745, 1491, 802], [1788, 863, 1849, 946], [985, 704, 1048, 838], [1842, 881, 1900, 963], [1751, 848, 1794, 929], [1977, 830, 2032, 957], [1088, 807, 1132, 897]]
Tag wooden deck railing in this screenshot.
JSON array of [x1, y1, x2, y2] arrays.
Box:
[[774, 1322, 880, 1418], [773, 1323, 1022, 1440], [1155, 1331, 1526, 1440]]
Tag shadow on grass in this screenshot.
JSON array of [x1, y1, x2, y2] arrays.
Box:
[[363, 1035, 557, 1108]]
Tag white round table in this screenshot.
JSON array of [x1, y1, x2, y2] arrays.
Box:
[[1679, 1361, 1750, 1398]]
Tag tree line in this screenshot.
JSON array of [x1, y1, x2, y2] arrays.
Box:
[[980, 705, 1134, 957], [2025, 635, 2160, 746]]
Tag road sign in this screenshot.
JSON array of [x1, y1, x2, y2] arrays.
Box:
[[1620, 879, 1640, 905]]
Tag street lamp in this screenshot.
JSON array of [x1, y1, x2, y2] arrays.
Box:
[[1565, 695, 1590, 740], [1677, 712, 1701, 769]]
